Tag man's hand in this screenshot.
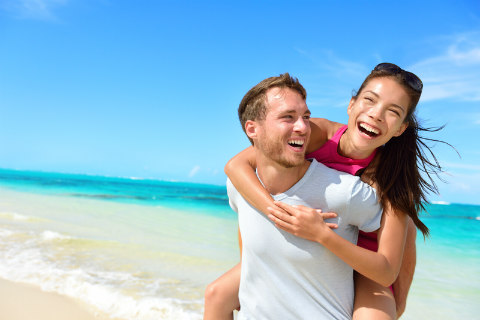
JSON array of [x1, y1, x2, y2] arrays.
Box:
[[267, 201, 337, 243]]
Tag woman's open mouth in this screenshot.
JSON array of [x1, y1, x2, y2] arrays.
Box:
[[358, 123, 380, 138]]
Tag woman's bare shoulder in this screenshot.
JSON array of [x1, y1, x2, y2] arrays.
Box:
[[310, 118, 345, 139], [308, 118, 345, 153]]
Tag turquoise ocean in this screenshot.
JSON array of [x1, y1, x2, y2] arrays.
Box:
[[0, 168, 478, 319]]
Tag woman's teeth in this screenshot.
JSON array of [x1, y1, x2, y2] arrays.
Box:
[[359, 123, 379, 136]]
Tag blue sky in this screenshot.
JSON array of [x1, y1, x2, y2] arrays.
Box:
[[0, 0, 479, 205]]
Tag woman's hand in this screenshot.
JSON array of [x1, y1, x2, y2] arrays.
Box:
[[267, 201, 337, 243]]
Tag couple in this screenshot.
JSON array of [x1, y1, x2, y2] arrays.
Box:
[[206, 64, 441, 319]]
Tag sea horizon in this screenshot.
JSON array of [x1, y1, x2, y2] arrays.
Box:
[[1, 167, 477, 207]]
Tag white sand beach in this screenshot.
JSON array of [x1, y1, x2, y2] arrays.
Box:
[[0, 278, 119, 320]]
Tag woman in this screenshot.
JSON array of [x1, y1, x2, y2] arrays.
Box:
[[204, 63, 445, 319]]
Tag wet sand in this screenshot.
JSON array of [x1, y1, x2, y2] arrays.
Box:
[[0, 278, 115, 320]]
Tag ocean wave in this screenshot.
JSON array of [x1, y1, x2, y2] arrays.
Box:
[[62, 192, 228, 205], [0, 228, 15, 237], [62, 192, 152, 200], [0, 211, 32, 221], [432, 201, 451, 205], [0, 229, 203, 320], [424, 214, 480, 221], [40, 230, 74, 242]]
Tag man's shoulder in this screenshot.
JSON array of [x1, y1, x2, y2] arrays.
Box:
[[308, 160, 377, 200], [309, 159, 361, 182], [226, 178, 241, 212]]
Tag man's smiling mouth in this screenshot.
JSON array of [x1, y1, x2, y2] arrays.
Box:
[[287, 139, 305, 149]]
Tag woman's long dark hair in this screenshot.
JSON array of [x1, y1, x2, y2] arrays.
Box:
[[355, 65, 455, 237]]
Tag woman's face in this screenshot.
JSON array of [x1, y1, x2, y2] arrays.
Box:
[[346, 76, 410, 154]]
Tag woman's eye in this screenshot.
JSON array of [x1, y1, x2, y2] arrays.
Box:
[[389, 109, 400, 116]]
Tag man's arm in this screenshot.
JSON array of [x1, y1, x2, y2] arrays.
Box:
[[393, 218, 417, 318]]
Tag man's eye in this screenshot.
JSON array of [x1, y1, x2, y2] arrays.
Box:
[[303, 115, 311, 120]]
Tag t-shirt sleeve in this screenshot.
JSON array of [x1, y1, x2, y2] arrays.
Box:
[[347, 179, 383, 232], [226, 178, 239, 213]]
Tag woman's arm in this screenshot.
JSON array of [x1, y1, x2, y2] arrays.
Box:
[[307, 118, 343, 153], [224, 146, 275, 214], [268, 201, 408, 287], [393, 218, 417, 318]]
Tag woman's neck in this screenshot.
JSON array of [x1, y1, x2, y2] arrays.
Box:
[[338, 129, 375, 160]]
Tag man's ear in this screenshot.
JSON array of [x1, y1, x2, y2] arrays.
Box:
[[394, 122, 409, 137], [245, 120, 258, 140]]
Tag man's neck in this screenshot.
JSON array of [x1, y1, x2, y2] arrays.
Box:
[[256, 155, 311, 195]]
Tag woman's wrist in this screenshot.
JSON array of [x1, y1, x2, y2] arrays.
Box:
[[315, 225, 333, 245]]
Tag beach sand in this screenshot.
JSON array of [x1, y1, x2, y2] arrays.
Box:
[[0, 278, 117, 320]]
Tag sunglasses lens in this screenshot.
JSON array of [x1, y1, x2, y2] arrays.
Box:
[[374, 63, 401, 73], [373, 63, 423, 92], [405, 72, 423, 91]]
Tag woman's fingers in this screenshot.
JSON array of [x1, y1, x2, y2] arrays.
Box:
[[272, 201, 297, 214], [274, 201, 337, 220], [268, 214, 295, 232], [267, 206, 296, 224], [325, 222, 338, 229]]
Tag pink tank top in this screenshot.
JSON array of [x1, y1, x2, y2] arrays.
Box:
[[306, 125, 379, 252], [306, 125, 376, 175]]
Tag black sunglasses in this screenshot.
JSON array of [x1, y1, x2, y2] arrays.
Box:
[[374, 63, 423, 93]]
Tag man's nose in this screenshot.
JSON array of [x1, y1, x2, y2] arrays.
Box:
[[294, 117, 309, 133]]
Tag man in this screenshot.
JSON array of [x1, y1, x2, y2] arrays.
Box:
[[227, 73, 383, 319]]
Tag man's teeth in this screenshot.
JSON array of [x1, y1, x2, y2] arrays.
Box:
[[288, 140, 304, 146], [359, 123, 379, 135]]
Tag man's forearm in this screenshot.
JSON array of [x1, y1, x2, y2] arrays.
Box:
[[393, 218, 417, 318]]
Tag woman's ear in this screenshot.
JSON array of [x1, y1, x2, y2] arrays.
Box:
[[394, 122, 409, 137], [347, 97, 356, 116]]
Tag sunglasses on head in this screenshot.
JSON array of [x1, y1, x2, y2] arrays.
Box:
[[373, 63, 423, 93]]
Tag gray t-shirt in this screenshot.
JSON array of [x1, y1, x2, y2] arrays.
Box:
[[227, 159, 383, 320]]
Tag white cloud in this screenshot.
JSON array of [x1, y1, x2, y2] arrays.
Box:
[[188, 165, 200, 178], [294, 48, 370, 109], [295, 47, 368, 80], [1, 0, 68, 21], [409, 32, 480, 102]]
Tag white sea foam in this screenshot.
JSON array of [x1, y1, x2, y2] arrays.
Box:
[[432, 201, 451, 205], [0, 211, 31, 221], [40, 230, 73, 241], [0, 229, 203, 320], [0, 229, 15, 237]]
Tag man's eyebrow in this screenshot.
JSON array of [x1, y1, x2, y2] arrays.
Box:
[[280, 108, 311, 114]]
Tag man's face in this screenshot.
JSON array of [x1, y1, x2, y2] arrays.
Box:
[[252, 87, 311, 168]]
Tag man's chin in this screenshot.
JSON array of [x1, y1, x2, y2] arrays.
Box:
[[277, 156, 306, 168]]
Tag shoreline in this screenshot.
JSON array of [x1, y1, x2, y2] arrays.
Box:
[[0, 278, 117, 320]]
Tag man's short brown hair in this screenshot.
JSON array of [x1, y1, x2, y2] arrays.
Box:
[[238, 73, 307, 144]]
